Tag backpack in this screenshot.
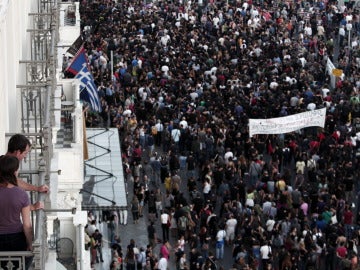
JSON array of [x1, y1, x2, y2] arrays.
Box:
[[136, 252, 145, 264], [340, 258, 352, 269], [178, 216, 188, 230], [132, 202, 139, 212], [272, 234, 282, 248]]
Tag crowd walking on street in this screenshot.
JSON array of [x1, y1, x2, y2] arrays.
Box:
[[72, 0, 360, 269]]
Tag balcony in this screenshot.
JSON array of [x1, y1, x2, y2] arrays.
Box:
[[0, 0, 91, 268]]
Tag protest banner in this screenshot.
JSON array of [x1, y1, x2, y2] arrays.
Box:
[[249, 108, 326, 137]]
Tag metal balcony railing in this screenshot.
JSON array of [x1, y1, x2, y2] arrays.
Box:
[[0, 251, 33, 270], [0, 0, 59, 269]]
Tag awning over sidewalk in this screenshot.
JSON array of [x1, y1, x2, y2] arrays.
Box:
[[81, 128, 128, 211]]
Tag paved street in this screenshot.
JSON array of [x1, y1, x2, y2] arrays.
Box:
[[93, 148, 236, 270]]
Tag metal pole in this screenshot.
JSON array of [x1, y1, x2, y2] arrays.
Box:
[[110, 50, 114, 86]]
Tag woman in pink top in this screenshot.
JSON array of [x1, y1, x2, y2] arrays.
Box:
[[160, 240, 171, 260], [0, 156, 34, 269], [300, 198, 308, 216]]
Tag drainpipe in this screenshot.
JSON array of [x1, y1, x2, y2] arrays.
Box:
[[77, 224, 84, 270]]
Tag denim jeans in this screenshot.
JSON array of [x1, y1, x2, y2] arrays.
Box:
[[216, 241, 224, 259], [0, 232, 33, 270], [344, 224, 353, 239]]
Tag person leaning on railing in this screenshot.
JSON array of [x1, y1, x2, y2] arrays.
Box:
[[6, 134, 49, 200], [0, 155, 43, 270]]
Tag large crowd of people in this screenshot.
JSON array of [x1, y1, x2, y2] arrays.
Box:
[[73, 0, 360, 269]]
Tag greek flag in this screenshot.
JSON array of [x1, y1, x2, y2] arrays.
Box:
[[66, 47, 102, 112]]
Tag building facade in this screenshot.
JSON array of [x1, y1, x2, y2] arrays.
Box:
[[0, 0, 90, 269]]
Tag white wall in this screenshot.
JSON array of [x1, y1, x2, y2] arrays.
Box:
[[0, 0, 36, 150]]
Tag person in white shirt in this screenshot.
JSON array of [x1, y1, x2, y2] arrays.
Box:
[[251, 7, 259, 18], [179, 117, 188, 129], [215, 227, 226, 259], [242, 2, 249, 10], [295, 158, 306, 175], [86, 220, 97, 236], [225, 214, 238, 245], [321, 86, 330, 98], [213, 16, 220, 29], [317, 24, 325, 38], [155, 120, 164, 146], [266, 216, 276, 232], [224, 148, 234, 165], [269, 80, 279, 90], [307, 102, 316, 111], [298, 56, 307, 67], [160, 210, 170, 242], [304, 25, 312, 36], [161, 65, 170, 77], [203, 179, 211, 202], [254, 46, 262, 57], [160, 34, 171, 47], [171, 126, 181, 143], [339, 25, 345, 46], [157, 256, 168, 270], [260, 241, 272, 269]]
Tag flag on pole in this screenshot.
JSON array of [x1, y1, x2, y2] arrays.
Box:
[[66, 46, 102, 112]]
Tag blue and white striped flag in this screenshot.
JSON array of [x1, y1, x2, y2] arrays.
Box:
[[66, 47, 102, 112]]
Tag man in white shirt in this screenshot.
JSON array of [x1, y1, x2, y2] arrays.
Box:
[[160, 33, 171, 47], [224, 148, 234, 165], [260, 241, 272, 269], [269, 80, 279, 90], [171, 125, 181, 143], [321, 85, 330, 98], [160, 210, 170, 242], [266, 216, 276, 232], [155, 120, 164, 146], [161, 65, 170, 77], [179, 117, 188, 129], [213, 15, 220, 29], [242, 2, 249, 10], [306, 102, 316, 111], [298, 56, 307, 67], [251, 7, 259, 18], [304, 25, 312, 36], [339, 25, 345, 46], [225, 214, 238, 245], [86, 220, 97, 237], [157, 256, 168, 270], [215, 227, 226, 259], [317, 24, 325, 37]]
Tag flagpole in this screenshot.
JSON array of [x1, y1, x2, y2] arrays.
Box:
[[83, 109, 89, 161], [111, 50, 114, 86]]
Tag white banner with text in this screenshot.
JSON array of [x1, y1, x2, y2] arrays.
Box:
[[249, 108, 326, 137]]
